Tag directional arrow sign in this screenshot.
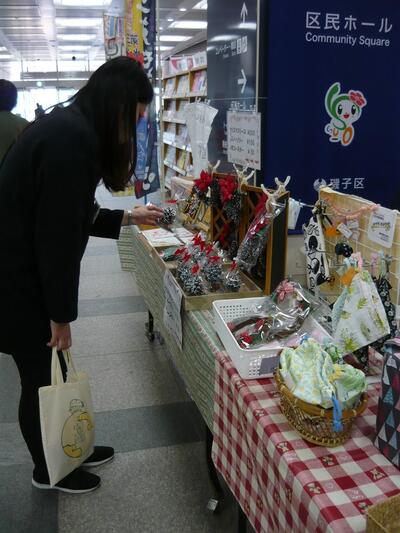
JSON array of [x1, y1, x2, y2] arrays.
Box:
[[237, 68, 247, 93], [240, 2, 248, 23]]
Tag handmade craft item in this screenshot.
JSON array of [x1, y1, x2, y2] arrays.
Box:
[[332, 265, 390, 354], [160, 205, 177, 226], [375, 338, 400, 468], [183, 264, 207, 296], [303, 210, 330, 290], [279, 338, 366, 411], [224, 261, 241, 292]]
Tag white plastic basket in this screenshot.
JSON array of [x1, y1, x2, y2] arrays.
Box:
[[213, 297, 332, 380]]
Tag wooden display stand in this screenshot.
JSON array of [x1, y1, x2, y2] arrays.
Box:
[[211, 177, 290, 295]]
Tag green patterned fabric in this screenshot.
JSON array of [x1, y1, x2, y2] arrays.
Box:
[[117, 227, 223, 430]]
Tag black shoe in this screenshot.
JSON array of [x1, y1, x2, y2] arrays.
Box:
[[82, 446, 114, 467], [32, 468, 100, 494]]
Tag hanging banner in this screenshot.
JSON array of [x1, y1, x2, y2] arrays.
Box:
[[123, 0, 160, 199], [103, 14, 125, 60], [262, 0, 400, 228]]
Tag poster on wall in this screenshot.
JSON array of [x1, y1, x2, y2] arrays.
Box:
[[123, 0, 160, 199], [103, 14, 125, 60], [262, 0, 400, 227]]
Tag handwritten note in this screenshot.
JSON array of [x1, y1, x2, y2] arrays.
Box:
[[227, 111, 261, 170], [367, 207, 397, 248]]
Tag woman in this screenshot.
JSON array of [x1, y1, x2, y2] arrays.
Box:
[[0, 57, 164, 494], [0, 79, 29, 163]]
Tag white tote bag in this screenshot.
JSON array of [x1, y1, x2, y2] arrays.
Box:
[[39, 348, 95, 486]]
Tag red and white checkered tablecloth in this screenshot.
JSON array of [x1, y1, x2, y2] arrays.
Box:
[[212, 351, 400, 533]]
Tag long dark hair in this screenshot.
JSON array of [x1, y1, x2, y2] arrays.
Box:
[[72, 57, 153, 191]]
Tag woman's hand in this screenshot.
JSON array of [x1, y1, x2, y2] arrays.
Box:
[[47, 321, 72, 350], [132, 204, 164, 226]]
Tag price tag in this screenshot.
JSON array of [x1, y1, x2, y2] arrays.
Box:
[[337, 223, 353, 239], [367, 207, 397, 249]]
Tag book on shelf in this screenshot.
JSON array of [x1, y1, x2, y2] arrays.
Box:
[[164, 78, 175, 97], [191, 71, 207, 93], [177, 150, 191, 171], [165, 145, 176, 164], [176, 125, 189, 145], [176, 75, 189, 96]]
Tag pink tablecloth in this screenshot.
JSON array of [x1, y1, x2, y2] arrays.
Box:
[[212, 352, 400, 533]]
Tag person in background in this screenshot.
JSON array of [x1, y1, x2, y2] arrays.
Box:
[[34, 102, 45, 119], [0, 79, 29, 163], [0, 57, 164, 494]]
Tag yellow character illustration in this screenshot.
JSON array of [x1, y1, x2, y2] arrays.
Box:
[[62, 399, 93, 458]]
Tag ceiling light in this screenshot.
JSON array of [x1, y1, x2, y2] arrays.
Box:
[[54, 0, 111, 6], [179, 7, 187, 11], [159, 35, 191, 42], [58, 45, 91, 50], [58, 34, 96, 41], [0, 46, 6, 51], [167, 18, 174, 22], [0, 54, 14, 60], [193, 0, 207, 9], [159, 46, 173, 51], [170, 20, 207, 29], [56, 17, 102, 27]]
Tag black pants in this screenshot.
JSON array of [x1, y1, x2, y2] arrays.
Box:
[[11, 347, 67, 481]]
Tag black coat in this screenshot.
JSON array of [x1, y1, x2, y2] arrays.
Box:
[[0, 105, 124, 354]]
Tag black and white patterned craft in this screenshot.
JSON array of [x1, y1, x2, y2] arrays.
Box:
[[303, 213, 330, 291]]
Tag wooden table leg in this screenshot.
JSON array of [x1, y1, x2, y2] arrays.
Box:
[[205, 426, 223, 512]]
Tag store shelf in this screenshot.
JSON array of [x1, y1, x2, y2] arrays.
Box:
[[163, 69, 190, 80], [163, 94, 190, 100], [163, 138, 192, 152], [190, 64, 207, 73], [162, 117, 186, 125], [189, 91, 207, 98], [162, 65, 206, 79], [164, 160, 187, 176]]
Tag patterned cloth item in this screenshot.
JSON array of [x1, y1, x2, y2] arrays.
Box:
[[213, 351, 400, 533], [333, 269, 390, 354], [280, 339, 366, 409], [375, 338, 400, 469], [303, 213, 330, 291]]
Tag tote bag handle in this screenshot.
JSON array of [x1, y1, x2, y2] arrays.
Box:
[[51, 348, 79, 385]]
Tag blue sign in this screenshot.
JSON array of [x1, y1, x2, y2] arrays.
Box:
[[261, 0, 400, 218], [207, 0, 258, 170]]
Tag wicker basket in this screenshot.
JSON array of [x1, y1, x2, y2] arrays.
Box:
[[366, 493, 400, 533], [274, 370, 368, 447]]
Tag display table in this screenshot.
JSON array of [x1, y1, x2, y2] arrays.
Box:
[[118, 226, 400, 533], [118, 226, 219, 430], [212, 352, 400, 532]]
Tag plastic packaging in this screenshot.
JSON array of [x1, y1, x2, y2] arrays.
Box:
[[236, 201, 284, 271], [224, 261, 242, 292]]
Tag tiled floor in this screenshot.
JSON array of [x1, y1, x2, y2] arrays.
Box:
[[0, 187, 244, 533]]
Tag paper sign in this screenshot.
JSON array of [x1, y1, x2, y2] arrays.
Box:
[[163, 270, 183, 348], [227, 111, 261, 170], [142, 228, 182, 247], [367, 207, 397, 249], [185, 103, 218, 179]]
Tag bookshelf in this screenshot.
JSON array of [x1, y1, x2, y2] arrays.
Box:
[[161, 54, 207, 191]]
